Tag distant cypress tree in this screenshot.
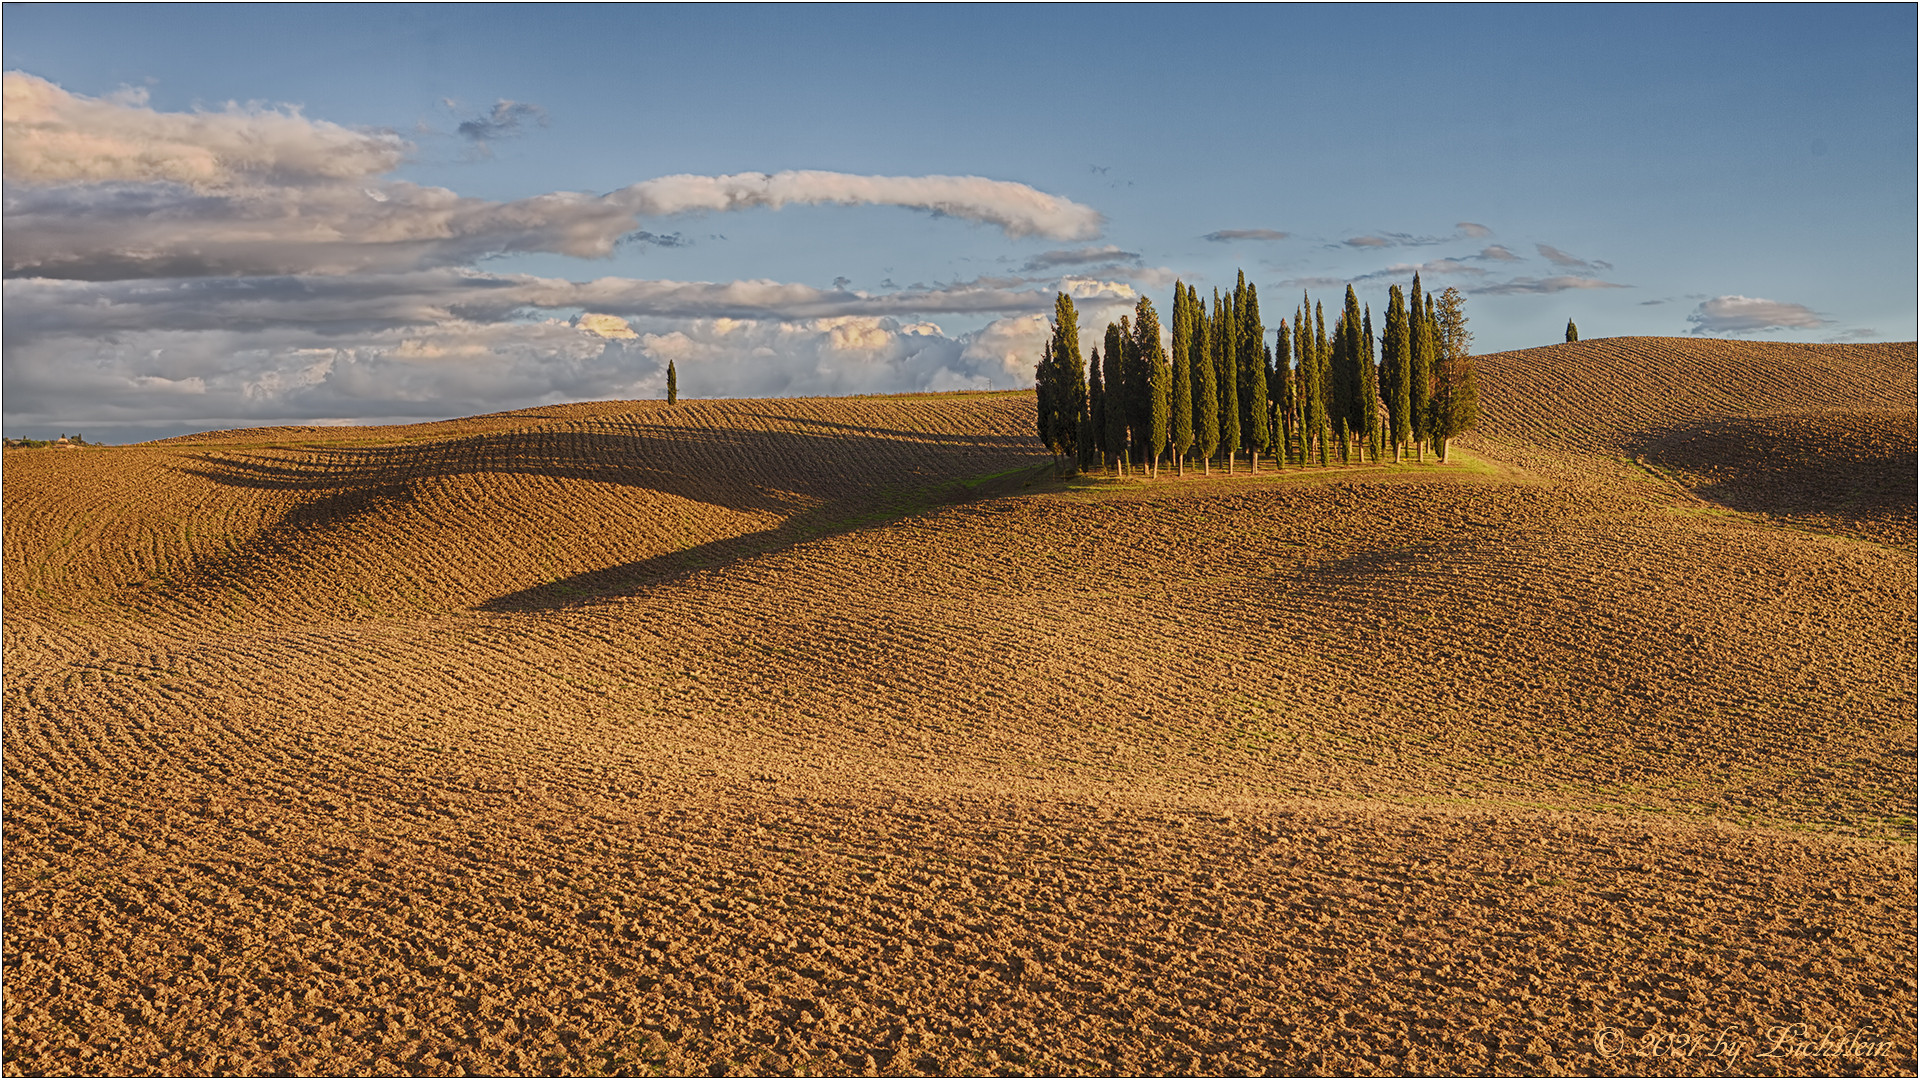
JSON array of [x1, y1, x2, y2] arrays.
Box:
[[1428, 286, 1479, 462], [1381, 284, 1412, 461], [1238, 276, 1270, 471], [666, 359, 678, 404], [1566, 318, 1579, 343], [1103, 322, 1128, 474], [1408, 274, 1433, 462], [1170, 282, 1193, 474], [1135, 297, 1170, 477], [1190, 283, 1219, 474], [1048, 293, 1086, 470]]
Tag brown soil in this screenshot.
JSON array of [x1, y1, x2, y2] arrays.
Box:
[[4, 350, 1916, 1076]]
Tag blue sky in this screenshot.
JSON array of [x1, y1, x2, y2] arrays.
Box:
[[4, 3, 1913, 441]]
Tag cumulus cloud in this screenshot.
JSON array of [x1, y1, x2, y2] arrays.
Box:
[[3, 307, 1066, 437], [1474, 276, 1630, 295], [1204, 229, 1288, 243], [2, 70, 407, 186], [1686, 295, 1827, 334], [1457, 222, 1492, 238], [1020, 245, 1139, 271], [456, 100, 547, 143]]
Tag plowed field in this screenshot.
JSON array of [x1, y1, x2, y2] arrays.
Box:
[[5, 341, 1916, 1076]]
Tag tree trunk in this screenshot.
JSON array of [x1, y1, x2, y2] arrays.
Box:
[[1251, 450, 1258, 474], [1437, 437, 1449, 463]]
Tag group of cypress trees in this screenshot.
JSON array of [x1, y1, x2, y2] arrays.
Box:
[[1035, 271, 1479, 474]]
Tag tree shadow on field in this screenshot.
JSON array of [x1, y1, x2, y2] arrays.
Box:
[[1632, 410, 1917, 540], [166, 415, 1053, 607], [478, 460, 1060, 612]]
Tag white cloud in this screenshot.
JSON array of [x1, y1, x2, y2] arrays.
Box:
[[1474, 275, 1629, 295], [1477, 245, 1521, 262], [1457, 222, 1492, 238], [2, 70, 407, 186], [613, 171, 1103, 242], [4, 72, 1104, 279], [1686, 295, 1827, 334]]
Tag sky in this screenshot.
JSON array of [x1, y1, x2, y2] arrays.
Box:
[[3, 3, 1914, 443]]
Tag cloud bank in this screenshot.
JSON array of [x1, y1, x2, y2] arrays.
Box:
[[2, 71, 1120, 436]]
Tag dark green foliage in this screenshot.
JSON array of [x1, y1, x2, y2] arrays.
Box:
[[1566, 319, 1580, 343], [1034, 338, 1056, 452], [1381, 284, 1411, 457], [1170, 282, 1193, 467], [1189, 284, 1219, 467], [1103, 321, 1129, 470], [1088, 348, 1106, 462], [1214, 289, 1239, 466], [666, 360, 678, 404], [1361, 302, 1382, 462], [1314, 301, 1331, 465], [1237, 274, 1270, 460], [1134, 297, 1170, 474], [1046, 293, 1087, 466], [1408, 274, 1433, 446], [1272, 321, 1294, 465], [1427, 286, 1479, 461]]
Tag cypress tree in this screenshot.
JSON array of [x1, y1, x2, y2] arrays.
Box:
[[1238, 275, 1270, 472], [1566, 318, 1579, 342], [1214, 289, 1239, 472], [1361, 300, 1382, 463], [1381, 284, 1411, 461], [1134, 297, 1170, 477], [1044, 293, 1086, 470], [1272, 321, 1294, 466], [1313, 300, 1331, 465], [666, 359, 678, 404], [1103, 322, 1128, 474], [1295, 302, 1313, 465], [1121, 313, 1148, 468], [1088, 347, 1106, 465], [1408, 274, 1433, 462], [1334, 285, 1369, 463], [1190, 283, 1218, 473], [1170, 282, 1193, 474], [1428, 286, 1479, 462], [1034, 338, 1058, 463]]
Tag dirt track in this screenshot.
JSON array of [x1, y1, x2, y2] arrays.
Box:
[[4, 341, 1916, 1075]]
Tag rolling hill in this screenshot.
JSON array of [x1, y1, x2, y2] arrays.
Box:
[[4, 339, 1915, 1075]]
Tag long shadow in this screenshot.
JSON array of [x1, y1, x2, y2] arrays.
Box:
[[1631, 413, 1917, 532], [162, 418, 1054, 607], [477, 462, 1060, 612]]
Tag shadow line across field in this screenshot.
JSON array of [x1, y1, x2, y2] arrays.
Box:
[[164, 421, 1055, 610]]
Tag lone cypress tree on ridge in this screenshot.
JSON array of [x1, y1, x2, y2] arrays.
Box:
[[666, 360, 678, 404], [1566, 318, 1580, 342]]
